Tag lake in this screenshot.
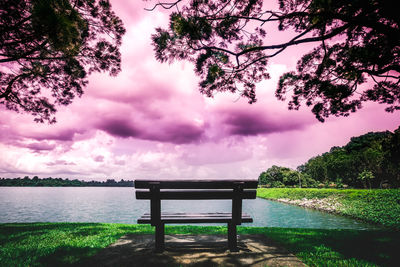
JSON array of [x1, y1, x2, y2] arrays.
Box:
[[0, 187, 378, 229]]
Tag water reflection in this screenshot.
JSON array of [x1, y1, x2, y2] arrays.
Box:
[[0, 187, 379, 230]]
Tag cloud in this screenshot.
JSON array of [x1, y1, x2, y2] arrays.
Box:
[[114, 159, 125, 166], [151, 122, 205, 144], [0, 106, 87, 145], [96, 117, 205, 144], [93, 155, 105, 162], [46, 160, 76, 166], [24, 128, 79, 142], [181, 137, 253, 165], [221, 109, 307, 136], [26, 142, 56, 152], [97, 118, 141, 138]]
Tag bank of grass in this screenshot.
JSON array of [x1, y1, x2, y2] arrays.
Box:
[[257, 188, 400, 229], [0, 223, 152, 266], [1, 223, 399, 266]]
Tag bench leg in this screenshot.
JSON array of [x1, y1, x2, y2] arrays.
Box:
[[228, 223, 238, 252], [155, 223, 165, 253]]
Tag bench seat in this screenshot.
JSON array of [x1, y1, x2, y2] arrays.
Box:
[[138, 212, 253, 224]]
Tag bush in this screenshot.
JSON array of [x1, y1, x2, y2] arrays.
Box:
[[259, 166, 307, 188]]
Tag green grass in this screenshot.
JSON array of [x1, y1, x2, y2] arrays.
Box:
[[257, 188, 400, 229], [0, 223, 153, 267], [1, 223, 399, 266]]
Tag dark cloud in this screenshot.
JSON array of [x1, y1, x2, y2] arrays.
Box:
[[221, 109, 308, 136], [96, 118, 204, 144], [149, 123, 205, 144], [97, 119, 141, 138]]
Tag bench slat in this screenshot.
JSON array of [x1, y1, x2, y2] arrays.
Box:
[[135, 179, 258, 189], [138, 213, 253, 218], [138, 212, 253, 224], [135, 189, 256, 200]]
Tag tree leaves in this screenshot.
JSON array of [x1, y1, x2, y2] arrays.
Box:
[[0, 0, 125, 123], [299, 128, 400, 188], [150, 0, 400, 121], [31, 0, 87, 56]]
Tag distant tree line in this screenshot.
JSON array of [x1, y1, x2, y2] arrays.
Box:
[[259, 126, 400, 189], [0, 176, 134, 187]]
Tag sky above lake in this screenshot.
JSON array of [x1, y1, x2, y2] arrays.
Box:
[[0, 1, 399, 180]]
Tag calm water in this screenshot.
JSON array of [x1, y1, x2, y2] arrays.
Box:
[[0, 187, 378, 229]]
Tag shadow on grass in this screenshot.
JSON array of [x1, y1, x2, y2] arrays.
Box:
[[37, 246, 97, 267], [74, 234, 305, 267], [1, 224, 399, 266], [244, 228, 400, 266]]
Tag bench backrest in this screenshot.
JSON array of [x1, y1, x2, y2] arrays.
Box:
[[135, 179, 258, 225]]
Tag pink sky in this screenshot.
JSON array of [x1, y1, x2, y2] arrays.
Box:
[[0, 1, 399, 180]]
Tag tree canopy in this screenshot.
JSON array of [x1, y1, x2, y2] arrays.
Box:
[[299, 128, 400, 188], [150, 0, 400, 121], [0, 0, 125, 123], [258, 165, 316, 188], [260, 126, 400, 188]]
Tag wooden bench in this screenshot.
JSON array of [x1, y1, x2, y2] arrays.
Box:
[[135, 179, 258, 252]]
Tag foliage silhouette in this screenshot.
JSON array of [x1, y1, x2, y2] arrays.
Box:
[[150, 0, 400, 121], [0, 0, 125, 123], [0, 176, 134, 187]]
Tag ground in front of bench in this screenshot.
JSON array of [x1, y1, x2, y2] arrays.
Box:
[[77, 234, 306, 267]]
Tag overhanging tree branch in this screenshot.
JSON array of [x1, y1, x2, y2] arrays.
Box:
[[1, 0, 125, 123], [149, 0, 399, 121]]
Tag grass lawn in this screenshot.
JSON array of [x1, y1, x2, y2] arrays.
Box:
[[1, 223, 399, 266], [257, 188, 400, 229]]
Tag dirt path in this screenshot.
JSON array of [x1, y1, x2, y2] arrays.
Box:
[[77, 234, 306, 267]]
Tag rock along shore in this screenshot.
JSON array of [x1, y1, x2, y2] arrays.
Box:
[[274, 196, 343, 214]]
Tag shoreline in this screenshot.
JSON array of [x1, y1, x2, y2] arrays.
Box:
[[273, 196, 343, 214], [263, 197, 388, 229], [256, 188, 400, 230]]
